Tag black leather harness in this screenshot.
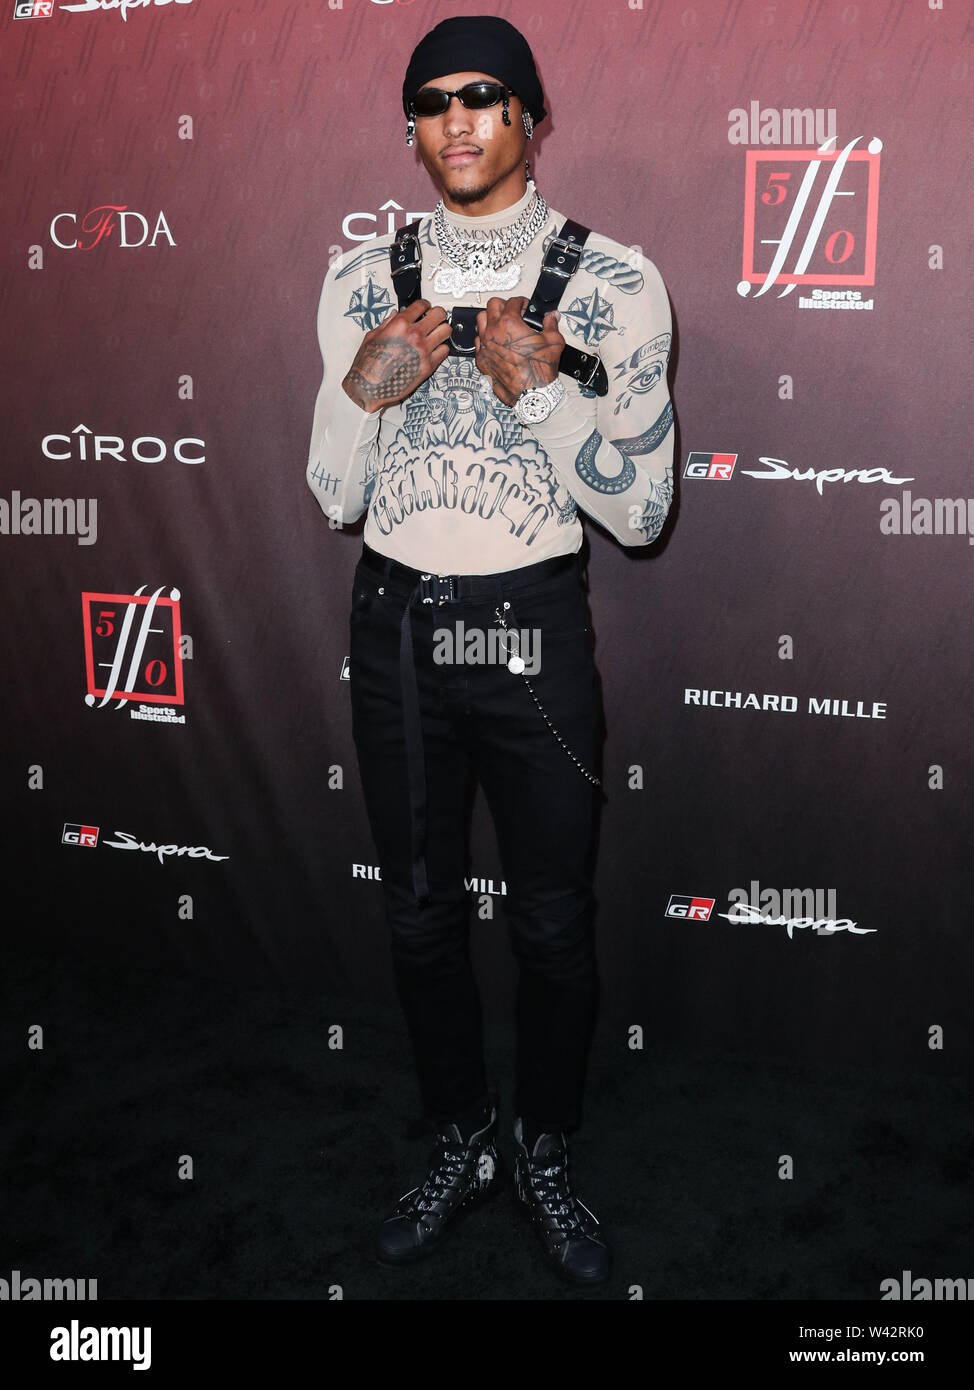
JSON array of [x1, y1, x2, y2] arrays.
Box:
[[389, 217, 609, 396]]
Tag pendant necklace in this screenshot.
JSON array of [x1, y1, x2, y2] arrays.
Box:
[[431, 183, 550, 299]]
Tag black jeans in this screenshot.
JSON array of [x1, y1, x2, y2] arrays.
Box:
[[348, 542, 603, 1133]]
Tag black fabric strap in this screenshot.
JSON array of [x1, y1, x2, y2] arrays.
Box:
[[389, 218, 608, 394]]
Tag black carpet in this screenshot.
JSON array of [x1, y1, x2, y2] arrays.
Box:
[[2, 947, 971, 1303]]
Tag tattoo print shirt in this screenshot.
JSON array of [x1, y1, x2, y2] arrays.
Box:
[[307, 180, 675, 575]]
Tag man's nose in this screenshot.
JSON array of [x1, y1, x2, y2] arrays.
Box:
[[442, 95, 475, 136]]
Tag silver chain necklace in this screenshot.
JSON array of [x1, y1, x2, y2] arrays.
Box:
[[431, 184, 550, 298]]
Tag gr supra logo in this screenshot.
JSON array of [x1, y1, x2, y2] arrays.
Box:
[[15, 1, 53, 16], [62, 823, 99, 847], [82, 586, 183, 711], [684, 452, 737, 480], [665, 894, 715, 921], [61, 825, 228, 864], [738, 136, 881, 301], [684, 451, 913, 495], [49, 207, 175, 250], [47, 0, 197, 21]]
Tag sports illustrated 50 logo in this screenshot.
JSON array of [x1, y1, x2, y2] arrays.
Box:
[[737, 135, 882, 308], [82, 585, 187, 722]]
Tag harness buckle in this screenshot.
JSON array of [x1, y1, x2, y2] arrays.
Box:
[[541, 232, 584, 280], [448, 328, 477, 355], [391, 231, 422, 277], [448, 305, 479, 355], [573, 352, 602, 388]]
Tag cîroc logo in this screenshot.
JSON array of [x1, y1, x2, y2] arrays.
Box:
[[43, 424, 204, 466], [341, 198, 431, 242], [738, 135, 881, 301], [50, 207, 175, 250], [82, 585, 185, 716]]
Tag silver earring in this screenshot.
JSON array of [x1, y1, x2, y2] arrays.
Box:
[[502, 93, 511, 126], [406, 113, 415, 147], [522, 110, 534, 139]]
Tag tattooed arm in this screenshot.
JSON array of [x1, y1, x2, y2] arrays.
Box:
[[306, 254, 384, 525], [306, 249, 450, 525], [515, 247, 675, 547]]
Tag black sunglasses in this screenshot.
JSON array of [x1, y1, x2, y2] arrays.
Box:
[[411, 81, 515, 118]]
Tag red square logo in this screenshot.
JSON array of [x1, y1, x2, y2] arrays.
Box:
[[82, 588, 184, 708], [741, 140, 881, 297]]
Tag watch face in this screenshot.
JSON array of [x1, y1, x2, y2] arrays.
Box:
[[519, 391, 550, 423]]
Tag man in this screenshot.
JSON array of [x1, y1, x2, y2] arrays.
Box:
[[306, 14, 675, 1289]]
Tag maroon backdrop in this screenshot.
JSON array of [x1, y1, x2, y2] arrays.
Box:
[[3, 0, 971, 1075]]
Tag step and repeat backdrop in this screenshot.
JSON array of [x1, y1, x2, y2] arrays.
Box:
[[3, 0, 970, 1072]]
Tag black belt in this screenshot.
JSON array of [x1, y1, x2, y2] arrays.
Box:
[[358, 541, 580, 908]]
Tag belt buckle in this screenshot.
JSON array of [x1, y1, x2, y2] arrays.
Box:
[[419, 573, 458, 605]]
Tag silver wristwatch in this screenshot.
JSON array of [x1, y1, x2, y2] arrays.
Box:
[[512, 378, 566, 426]]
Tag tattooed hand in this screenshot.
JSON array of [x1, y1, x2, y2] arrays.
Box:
[[474, 297, 564, 408], [342, 299, 452, 414]]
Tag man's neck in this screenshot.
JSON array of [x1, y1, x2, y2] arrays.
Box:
[[439, 170, 529, 218]]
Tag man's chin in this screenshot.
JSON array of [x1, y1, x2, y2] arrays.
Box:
[[440, 173, 494, 208]]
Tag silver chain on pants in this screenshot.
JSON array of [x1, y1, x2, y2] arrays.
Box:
[[492, 601, 602, 788]]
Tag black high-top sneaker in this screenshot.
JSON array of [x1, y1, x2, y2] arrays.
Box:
[[513, 1117, 611, 1287], [375, 1103, 504, 1266]]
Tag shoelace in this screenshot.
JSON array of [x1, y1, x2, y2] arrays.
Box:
[[402, 1139, 470, 1229], [526, 1153, 594, 1237]]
